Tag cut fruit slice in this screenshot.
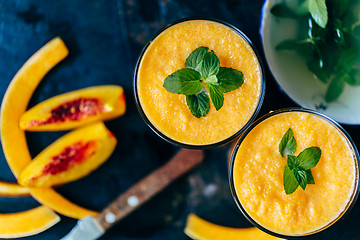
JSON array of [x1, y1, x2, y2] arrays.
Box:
[[1, 37, 69, 176], [184, 214, 281, 240], [30, 188, 98, 218], [0, 206, 60, 238], [0, 37, 98, 219], [20, 85, 126, 131], [0, 181, 30, 197], [19, 122, 117, 187]]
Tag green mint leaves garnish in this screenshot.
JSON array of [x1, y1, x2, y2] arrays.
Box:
[[308, 0, 328, 29], [278, 128, 297, 157], [271, 0, 360, 103], [163, 47, 244, 118], [279, 128, 321, 194]]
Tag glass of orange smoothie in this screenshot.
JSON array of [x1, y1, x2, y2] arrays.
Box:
[[134, 18, 265, 149], [229, 108, 359, 238]]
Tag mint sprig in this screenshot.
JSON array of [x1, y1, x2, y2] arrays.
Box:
[[279, 128, 321, 194], [163, 46, 244, 118]]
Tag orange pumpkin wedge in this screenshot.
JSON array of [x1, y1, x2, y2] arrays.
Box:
[[20, 85, 126, 131], [0, 181, 30, 197], [1, 37, 99, 219], [29, 188, 98, 218], [0, 206, 60, 238], [19, 122, 117, 187], [1, 37, 68, 176], [184, 214, 281, 240]]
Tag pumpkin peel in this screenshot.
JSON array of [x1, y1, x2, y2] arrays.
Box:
[[184, 214, 281, 240], [0, 37, 99, 219]]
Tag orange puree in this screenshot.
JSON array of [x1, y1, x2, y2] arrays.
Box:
[[136, 20, 262, 145], [233, 111, 358, 235]]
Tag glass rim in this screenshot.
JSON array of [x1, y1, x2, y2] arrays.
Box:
[[133, 17, 266, 149], [229, 107, 360, 239]]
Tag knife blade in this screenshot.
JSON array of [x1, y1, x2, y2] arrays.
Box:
[[61, 148, 204, 240]]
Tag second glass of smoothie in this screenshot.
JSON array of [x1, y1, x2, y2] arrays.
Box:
[[229, 108, 359, 238]]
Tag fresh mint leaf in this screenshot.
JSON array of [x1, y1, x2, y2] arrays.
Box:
[[347, 70, 360, 86], [270, 3, 299, 18], [281, 130, 321, 194], [279, 128, 297, 157], [206, 83, 224, 111], [276, 39, 313, 51], [200, 51, 220, 80], [336, 47, 356, 76], [163, 46, 244, 117], [205, 75, 219, 85], [325, 75, 345, 102], [305, 169, 315, 184], [217, 67, 244, 93], [298, 147, 321, 170], [186, 92, 210, 118], [287, 155, 299, 170], [284, 164, 299, 194], [185, 46, 209, 71], [163, 68, 202, 95], [294, 169, 308, 190], [309, 0, 328, 28]]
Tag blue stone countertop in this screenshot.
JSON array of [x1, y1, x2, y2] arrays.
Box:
[[1, 0, 360, 239]]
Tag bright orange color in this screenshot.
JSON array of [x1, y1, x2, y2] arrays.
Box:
[[233, 112, 357, 235], [19, 123, 117, 187], [29, 188, 98, 218], [20, 86, 126, 131], [0, 181, 30, 197], [0, 37, 98, 219], [184, 214, 280, 240], [1, 37, 69, 176], [0, 206, 60, 238], [137, 20, 262, 145]]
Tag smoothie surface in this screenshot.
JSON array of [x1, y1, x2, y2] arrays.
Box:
[[233, 111, 357, 235], [137, 20, 262, 145]]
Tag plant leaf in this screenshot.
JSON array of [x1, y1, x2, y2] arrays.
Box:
[[200, 51, 220, 79], [185, 46, 209, 71], [284, 164, 299, 194], [308, 0, 328, 28], [163, 68, 202, 95], [287, 155, 299, 170], [279, 128, 297, 157], [206, 75, 219, 85], [270, 3, 299, 18], [347, 69, 360, 86], [325, 75, 345, 102], [305, 169, 315, 184], [217, 67, 244, 93], [298, 147, 321, 170], [206, 83, 224, 111], [294, 169, 308, 190], [185, 92, 210, 118]]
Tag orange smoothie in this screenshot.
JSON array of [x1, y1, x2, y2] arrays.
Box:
[[232, 111, 358, 235], [136, 20, 263, 146]]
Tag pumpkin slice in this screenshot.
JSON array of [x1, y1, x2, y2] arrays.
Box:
[[0, 181, 30, 197], [1, 37, 98, 219], [29, 188, 98, 218], [0, 206, 60, 238], [20, 85, 126, 131], [184, 214, 280, 240], [19, 122, 116, 187], [1, 37, 68, 176]]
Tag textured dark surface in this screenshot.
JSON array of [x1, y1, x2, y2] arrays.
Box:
[[0, 0, 360, 239]]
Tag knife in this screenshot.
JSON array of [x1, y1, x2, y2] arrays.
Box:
[[61, 148, 204, 240]]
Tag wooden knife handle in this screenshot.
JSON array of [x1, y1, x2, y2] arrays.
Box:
[[96, 149, 204, 230]]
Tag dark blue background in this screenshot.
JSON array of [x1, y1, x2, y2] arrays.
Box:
[[1, 0, 360, 239]]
